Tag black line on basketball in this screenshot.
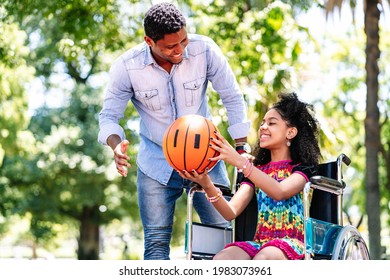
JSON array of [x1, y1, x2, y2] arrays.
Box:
[[173, 129, 179, 147], [194, 134, 200, 149], [183, 120, 191, 171], [165, 126, 180, 171], [195, 118, 212, 171]]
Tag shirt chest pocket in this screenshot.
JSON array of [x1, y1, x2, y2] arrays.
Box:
[[135, 89, 161, 111], [183, 78, 204, 107]]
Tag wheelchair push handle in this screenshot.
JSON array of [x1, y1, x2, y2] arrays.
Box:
[[337, 153, 350, 182], [338, 153, 351, 166], [305, 153, 351, 196]]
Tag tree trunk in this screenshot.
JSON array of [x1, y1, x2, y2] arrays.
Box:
[[364, 0, 382, 260], [31, 241, 38, 259], [77, 206, 100, 260]]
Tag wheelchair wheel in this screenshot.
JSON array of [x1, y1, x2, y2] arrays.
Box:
[[331, 225, 370, 260]]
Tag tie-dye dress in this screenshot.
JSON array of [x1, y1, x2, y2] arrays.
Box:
[[225, 160, 318, 259]]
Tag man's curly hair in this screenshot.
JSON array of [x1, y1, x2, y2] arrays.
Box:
[[253, 92, 322, 166], [144, 2, 186, 42]]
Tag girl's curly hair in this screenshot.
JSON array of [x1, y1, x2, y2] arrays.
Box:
[[253, 92, 322, 166], [144, 2, 186, 42]]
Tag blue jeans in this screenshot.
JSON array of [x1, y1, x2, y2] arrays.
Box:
[[137, 161, 230, 260]]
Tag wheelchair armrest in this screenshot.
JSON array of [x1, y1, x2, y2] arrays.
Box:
[[309, 175, 345, 195], [214, 183, 232, 196]]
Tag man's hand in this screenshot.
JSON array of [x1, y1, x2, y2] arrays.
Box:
[[113, 140, 131, 177]]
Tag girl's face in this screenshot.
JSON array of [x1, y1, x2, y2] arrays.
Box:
[[258, 108, 295, 149]]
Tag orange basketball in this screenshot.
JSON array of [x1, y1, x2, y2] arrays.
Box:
[[162, 115, 220, 174]]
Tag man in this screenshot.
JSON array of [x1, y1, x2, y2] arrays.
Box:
[[98, 2, 250, 260]]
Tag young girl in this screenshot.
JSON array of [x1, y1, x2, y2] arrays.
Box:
[[179, 92, 322, 260]]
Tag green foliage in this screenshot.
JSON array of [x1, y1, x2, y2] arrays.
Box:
[[316, 31, 367, 212], [316, 25, 390, 223], [0, 22, 34, 163], [0, 0, 145, 258], [378, 29, 390, 218], [1, 0, 130, 83], [32, 84, 139, 217], [1, 84, 141, 257], [189, 0, 310, 144]]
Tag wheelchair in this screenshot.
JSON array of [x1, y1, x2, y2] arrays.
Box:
[[185, 154, 370, 260]]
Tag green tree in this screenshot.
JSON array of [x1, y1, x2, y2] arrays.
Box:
[[28, 85, 140, 259], [315, 29, 369, 227], [0, 20, 36, 237], [1, 84, 142, 259], [324, 0, 389, 259], [0, 22, 34, 164], [187, 0, 313, 141], [1, 0, 142, 259]]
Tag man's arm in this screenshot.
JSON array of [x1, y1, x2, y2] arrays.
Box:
[[204, 37, 251, 144], [107, 134, 123, 151]]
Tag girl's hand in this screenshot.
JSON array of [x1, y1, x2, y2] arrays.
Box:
[[209, 131, 254, 168], [177, 168, 214, 190], [209, 131, 237, 165]]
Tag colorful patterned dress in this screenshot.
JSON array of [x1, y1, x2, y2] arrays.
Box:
[[225, 160, 317, 259]]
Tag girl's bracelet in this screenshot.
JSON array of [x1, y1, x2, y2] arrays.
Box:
[[244, 162, 254, 178], [238, 159, 250, 173], [205, 189, 223, 203]]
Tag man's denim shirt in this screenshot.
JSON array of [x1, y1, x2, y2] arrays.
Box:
[[98, 34, 250, 185]]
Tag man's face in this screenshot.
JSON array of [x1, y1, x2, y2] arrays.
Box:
[[145, 27, 189, 65]]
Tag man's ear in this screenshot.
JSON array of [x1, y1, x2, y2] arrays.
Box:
[[144, 36, 153, 47]]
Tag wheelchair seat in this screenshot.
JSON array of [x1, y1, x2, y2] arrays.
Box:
[[185, 182, 233, 260]]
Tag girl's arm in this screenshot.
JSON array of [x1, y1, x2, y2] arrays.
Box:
[[210, 131, 307, 201], [179, 170, 255, 221]]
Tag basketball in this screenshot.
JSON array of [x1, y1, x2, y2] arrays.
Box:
[[162, 115, 220, 174]]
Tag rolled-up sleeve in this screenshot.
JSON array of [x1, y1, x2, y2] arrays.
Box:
[[98, 122, 126, 145], [227, 121, 251, 140]]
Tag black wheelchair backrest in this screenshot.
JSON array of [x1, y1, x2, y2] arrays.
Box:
[[309, 161, 338, 224]]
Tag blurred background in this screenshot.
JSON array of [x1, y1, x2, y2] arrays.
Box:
[[0, 0, 389, 260]]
